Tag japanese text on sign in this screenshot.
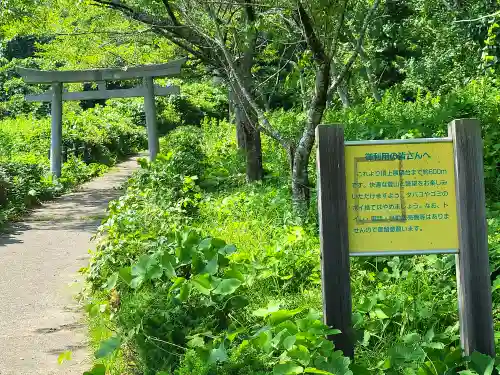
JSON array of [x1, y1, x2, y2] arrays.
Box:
[[345, 141, 459, 254]]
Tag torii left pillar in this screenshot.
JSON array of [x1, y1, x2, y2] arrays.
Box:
[[143, 77, 159, 160], [51, 82, 63, 177]]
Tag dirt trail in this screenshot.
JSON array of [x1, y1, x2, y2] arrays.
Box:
[[0, 156, 140, 375]]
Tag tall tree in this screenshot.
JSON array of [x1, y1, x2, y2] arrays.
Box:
[[88, 0, 381, 212], [81, 0, 266, 181]]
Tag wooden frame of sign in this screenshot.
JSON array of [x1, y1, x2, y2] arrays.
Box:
[[316, 119, 494, 359], [16, 59, 186, 177]]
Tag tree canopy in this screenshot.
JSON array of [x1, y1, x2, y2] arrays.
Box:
[[2, 0, 500, 209]]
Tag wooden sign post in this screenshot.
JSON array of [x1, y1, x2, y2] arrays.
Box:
[[316, 119, 494, 358], [449, 119, 495, 356], [316, 125, 353, 358], [16, 59, 186, 177]]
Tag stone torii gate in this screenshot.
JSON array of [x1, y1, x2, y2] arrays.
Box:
[[16, 59, 185, 177]]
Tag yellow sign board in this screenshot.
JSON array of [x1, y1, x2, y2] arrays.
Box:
[[345, 141, 459, 254]]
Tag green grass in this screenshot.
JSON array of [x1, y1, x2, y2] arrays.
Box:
[[0, 105, 147, 227], [84, 106, 500, 374], [86, 290, 130, 374], [196, 121, 466, 369]]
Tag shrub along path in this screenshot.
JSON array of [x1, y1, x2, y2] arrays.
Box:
[[0, 156, 142, 375]]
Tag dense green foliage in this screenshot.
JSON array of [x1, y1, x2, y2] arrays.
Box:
[[84, 100, 500, 374], [0, 104, 147, 225], [330, 80, 500, 201], [107, 82, 227, 135], [0, 29, 226, 226]]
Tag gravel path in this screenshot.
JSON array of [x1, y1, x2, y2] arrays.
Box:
[[0, 156, 141, 375]]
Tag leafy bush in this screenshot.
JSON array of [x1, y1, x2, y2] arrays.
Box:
[[199, 117, 247, 189], [160, 125, 206, 178], [0, 57, 47, 119], [0, 105, 147, 225], [85, 82, 500, 375], [175, 347, 268, 375], [0, 160, 49, 222], [108, 80, 228, 136], [87, 133, 207, 289], [175, 308, 353, 375], [181, 81, 228, 120], [62, 104, 147, 164], [324, 79, 500, 201], [158, 101, 182, 134], [95, 231, 251, 374], [108, 97, 181, 135], [60, 156, 108, 187]]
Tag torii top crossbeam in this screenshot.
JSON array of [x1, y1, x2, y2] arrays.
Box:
[[16, 59, 186, 177], [16, 59, 185, 84]]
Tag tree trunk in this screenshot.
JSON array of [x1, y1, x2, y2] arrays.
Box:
[[331, 63, 350, 108], [292, 149, 311, 216], [229, 88, 246, 150], [235, 105, 247, 151], [337, 85, 351, 108], [242, 116, 263, 182], [211, 2, 263, 181], [238, 2, 263, 181], [358, 47, 381, 102], [292, 62, 331, 216], [228, 88, 235, 123], [231, 81, 263, 181]]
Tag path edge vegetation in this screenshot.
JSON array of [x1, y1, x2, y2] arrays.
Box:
[[0, 106, 148, 227], [82, 115, 500, 375]]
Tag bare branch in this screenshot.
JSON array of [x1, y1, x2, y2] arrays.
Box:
[[92, 0, 226, 69], [296, 1, 327, 63], [161, 0, 181, 26], [152, 28, 203, 60], [45, 29, 154, 37], [327, 0, 380, 96], [256, 44, 298, 90], [329, 0, 349, 58], [343, 27, 380, 101], [454, 11, 500, 23], [183, 0, 289, 8], [92, 0, 168, 27]]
